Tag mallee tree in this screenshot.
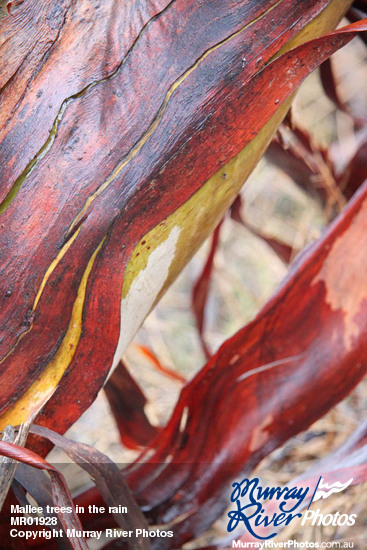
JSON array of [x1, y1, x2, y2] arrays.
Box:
[[0, 1, 366, 548]]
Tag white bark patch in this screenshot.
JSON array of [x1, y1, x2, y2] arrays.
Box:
[[312, 200, 367, 351], [112, 226, 180, 369]]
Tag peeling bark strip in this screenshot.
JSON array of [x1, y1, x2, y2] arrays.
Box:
[[104, 360, 160, 450], [0, 441, 89, 550], [0, 1, 362, 438], [30, 425, 151, 550], [120, 183, 367, 547], [72, 181, 367, 549]]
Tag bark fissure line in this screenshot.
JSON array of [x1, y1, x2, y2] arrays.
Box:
[[0, 227, 82, 365], [9, 1, 74, 115], [0, 0, 177, 215], [66, 0, 283, 235], [0, 236, 106, 424], [0, 0, 281, 362], [0, 0, 73, 97]]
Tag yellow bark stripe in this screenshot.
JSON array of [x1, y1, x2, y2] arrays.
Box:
[[66, 1, 283, 235], [0, 0, 352, 426], [0, 228, 82, 366], [0, 238, 105, 429], [120, 0, 352, 308]]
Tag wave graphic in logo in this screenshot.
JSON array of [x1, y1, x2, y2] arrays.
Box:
[[312, 477, 353, 503]]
